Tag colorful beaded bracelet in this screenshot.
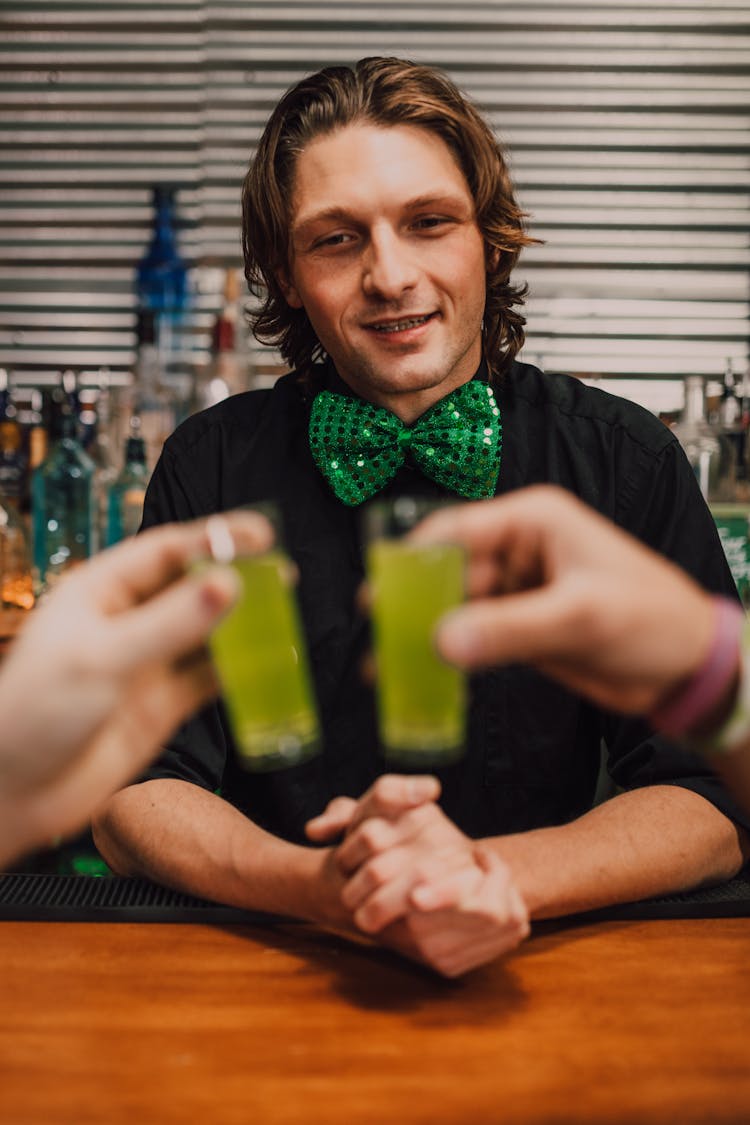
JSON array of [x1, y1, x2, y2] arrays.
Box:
[[649, 596, 745, 749], [690, 612, 750, 758]]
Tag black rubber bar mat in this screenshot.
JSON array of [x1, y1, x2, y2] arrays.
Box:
[[1, 871, 750, 924], [0, 873, 288, 924], [563, 869, 750, 924]]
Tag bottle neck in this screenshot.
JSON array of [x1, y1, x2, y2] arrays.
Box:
[[124, 436, 147, 468], [684, 379, 707, 425], [53, 410, 80, 446]]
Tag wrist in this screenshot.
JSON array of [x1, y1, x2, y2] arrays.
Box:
[[686, 611, 750, 758], [276, 843, 347, 928], [648, 596, 744, 743]]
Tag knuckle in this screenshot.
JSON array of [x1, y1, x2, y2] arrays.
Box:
[[433, 956, 463, 979], [372, 775, 396, 805], [366, 852, 393, 889], [359, 818, 387, 853], [328, 796, 353, 819], [404, 803, 435, 833], [356, 896, 389, 934]]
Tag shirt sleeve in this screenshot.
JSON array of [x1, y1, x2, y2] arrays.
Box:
[[604, 433, 750, 832]]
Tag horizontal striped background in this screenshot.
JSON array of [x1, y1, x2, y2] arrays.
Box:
[[1, 0, 748, 409]]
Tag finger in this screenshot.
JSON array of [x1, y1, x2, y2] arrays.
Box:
[[422, 921, 528, 978], [111, 565, 242, 671], [337, 774, 441, 838], [359, 650, 376, 685], [408, 865, 483, 913], [434, 584, 581, 671], [410, 486, 574, 556], [351, 863, 422, 934], [355, 579, 372, 615], [339, 840, 408, 913], [90, 510, 275, 612], [345, 840, 474, 932], [305, 796, 359, 842], [335, 816, 401, 878]]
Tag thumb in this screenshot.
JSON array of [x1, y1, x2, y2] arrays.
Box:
[[306, 797, 359, 842], [435, 586, 576, 671]]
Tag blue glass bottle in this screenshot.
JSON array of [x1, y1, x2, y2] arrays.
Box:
[[32, 401, 94, 592], [136, 186, 189, 362]]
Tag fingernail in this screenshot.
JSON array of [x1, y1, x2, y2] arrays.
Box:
[[199, 565, 242, 613], [411, 884, 435, 908], [435, 613, 475, 667], [407, 777, 438, 802]]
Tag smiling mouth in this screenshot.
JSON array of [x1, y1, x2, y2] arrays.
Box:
[[368, 312, 437, 334]]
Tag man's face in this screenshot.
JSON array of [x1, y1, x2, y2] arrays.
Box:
[[283, 122, 487, 422]]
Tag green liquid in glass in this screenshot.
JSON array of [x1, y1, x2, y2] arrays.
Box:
[[209, 550, 320, 771], [368, 540, 466, 765]]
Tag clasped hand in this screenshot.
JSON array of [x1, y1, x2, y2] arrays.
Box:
[[306, 775, 529, 977]]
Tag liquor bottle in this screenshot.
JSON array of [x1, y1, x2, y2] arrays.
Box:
[[10, 385, 47, 513], [106, 418, 149, 546], [721, 358, 742, 429], [89, 371, 121, 552], [193, 269, 248, 412], [132, 308, 177, 471], [136, 186, 190, 399], [27, 388, 49, 470], [720, 358, 747, 488], [137, 187, 188, 317], [0, 369, 26, 510], [31, 395, 95, 593], [674, 371, 750, 609], [672, 376, 735, 502], [0, 370, 34, 611], [0, 500, 34, 611]]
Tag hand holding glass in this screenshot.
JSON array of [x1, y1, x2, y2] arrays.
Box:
[[206, 511, 320, 771], [366, 498, 467, 766]]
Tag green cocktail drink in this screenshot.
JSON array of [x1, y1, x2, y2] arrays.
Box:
[[209, 549, 320, 771], [368, 538, 467, 766]]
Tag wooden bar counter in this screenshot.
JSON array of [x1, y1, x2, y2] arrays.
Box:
[[0, 916, 748, 1124]]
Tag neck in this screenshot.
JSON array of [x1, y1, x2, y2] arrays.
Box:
[[335, 363, 485, 425]]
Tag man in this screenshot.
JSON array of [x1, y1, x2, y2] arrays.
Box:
[[0, 511, 267, 866], [93, 57, 749, 977]]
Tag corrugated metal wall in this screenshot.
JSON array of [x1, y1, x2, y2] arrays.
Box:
[[1, 0, 748, 393]]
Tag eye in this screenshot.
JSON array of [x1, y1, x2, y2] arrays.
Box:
[[412, 216, 454, 232], [313, 231, 356, 250]]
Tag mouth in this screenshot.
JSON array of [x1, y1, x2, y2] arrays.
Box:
[[366, 312, 438, 335]]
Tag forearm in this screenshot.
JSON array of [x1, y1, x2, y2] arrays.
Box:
[[486, 785, 749, 920], [91, 778, 331, 922]]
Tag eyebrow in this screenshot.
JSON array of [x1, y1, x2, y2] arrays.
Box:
[[291, 192, 473, 241]]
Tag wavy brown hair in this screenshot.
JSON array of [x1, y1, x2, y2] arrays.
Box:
[[242, 57, 536, 383]]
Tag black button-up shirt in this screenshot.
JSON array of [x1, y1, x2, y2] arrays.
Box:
[[140, 359, 750, 842]]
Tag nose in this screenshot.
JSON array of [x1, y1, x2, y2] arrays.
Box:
[[362, 225, 418, 301]]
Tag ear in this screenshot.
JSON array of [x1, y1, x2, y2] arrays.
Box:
[[276, 270, 304, 309], [486, 245, 501, 271]]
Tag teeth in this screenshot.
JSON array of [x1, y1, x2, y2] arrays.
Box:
[[372, 315, 430, 333]]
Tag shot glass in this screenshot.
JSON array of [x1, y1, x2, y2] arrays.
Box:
[[205, 507, 320, 771], [364, 497, 467, 767]]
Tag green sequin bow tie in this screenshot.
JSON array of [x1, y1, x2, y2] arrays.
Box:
[[309, 380, 502, 507]]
